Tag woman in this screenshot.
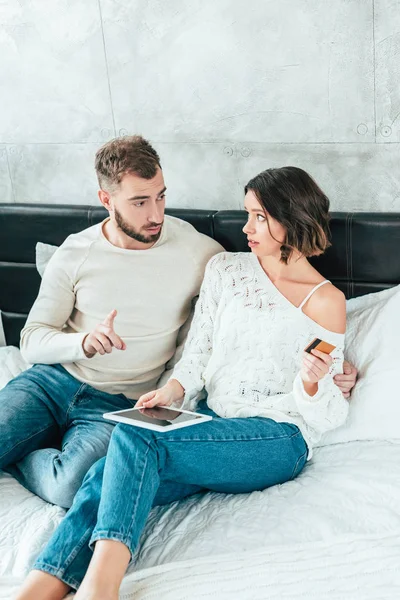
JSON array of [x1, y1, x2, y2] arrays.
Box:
[[16, 167, 349, 600]]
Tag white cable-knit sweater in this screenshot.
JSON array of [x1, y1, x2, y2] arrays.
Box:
[[172, 252, 349, 455]]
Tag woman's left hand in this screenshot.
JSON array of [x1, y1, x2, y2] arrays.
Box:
[[301, 349, 333, 385]]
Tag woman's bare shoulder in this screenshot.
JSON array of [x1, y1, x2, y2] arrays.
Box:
[[304, 283, 346, 334]]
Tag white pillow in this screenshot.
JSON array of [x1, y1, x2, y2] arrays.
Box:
[[320, 284, 400, 446], [0, 244, 56, 385], [0, 244, 56, 349], [35, 242, 57, 277], [0, 346, 30, 390]]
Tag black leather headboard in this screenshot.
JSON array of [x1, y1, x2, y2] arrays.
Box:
[[1, 204, 400, 347]]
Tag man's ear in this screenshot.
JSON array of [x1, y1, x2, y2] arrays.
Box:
[[98, 189, 112, 211]]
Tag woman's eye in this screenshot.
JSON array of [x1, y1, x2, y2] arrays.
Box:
[[256, 214, 265, 222]]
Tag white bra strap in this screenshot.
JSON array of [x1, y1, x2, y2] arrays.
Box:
[[298, 280, 331, 310]]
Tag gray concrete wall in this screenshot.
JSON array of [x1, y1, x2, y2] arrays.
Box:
[[1, 0, 399, 211]]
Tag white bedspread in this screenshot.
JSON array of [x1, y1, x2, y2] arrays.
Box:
[[1, 347, 400, 599], [104, 533, 400, 600]]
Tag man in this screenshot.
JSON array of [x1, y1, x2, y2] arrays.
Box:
[[0, 136, 223, 508], [0, 136, 357, 508]]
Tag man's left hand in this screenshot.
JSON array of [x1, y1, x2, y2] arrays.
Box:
[[334, 361, 358, 399]]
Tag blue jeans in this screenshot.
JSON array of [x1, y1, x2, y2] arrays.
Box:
[[0, 363, 135, 508], [33, 401, 308, 590]]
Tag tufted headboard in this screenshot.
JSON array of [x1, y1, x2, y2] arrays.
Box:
[[1, 204, 400, 347]]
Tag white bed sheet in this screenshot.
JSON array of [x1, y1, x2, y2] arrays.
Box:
[[1, 348, 400, 598]]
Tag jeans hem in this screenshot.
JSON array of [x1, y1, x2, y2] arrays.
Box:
[[32, 562, 80, 591], [89, 531, 132, 557]]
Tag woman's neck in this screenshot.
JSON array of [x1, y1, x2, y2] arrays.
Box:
[[258, 253, 309, 283]]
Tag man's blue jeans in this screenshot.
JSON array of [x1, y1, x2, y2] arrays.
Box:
[[0, 363, 135, 508], [33, 401, 308, 590]]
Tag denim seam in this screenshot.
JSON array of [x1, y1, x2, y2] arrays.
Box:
[[90, 443, 152, 552], [289, 448, 308, 480], [154, 431, 302, 444], [125, 442, 152, 549], [52, 524, 93, 583], [33, 562, 81, 591], [65, 383, 87, 420], [287, 430, 304, 441], [0, 423, 55, 463]]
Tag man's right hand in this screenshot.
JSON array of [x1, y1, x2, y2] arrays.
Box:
[[82, 309, 126, 358]]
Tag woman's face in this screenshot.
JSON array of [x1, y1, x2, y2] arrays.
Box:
[[242, 190, 286, 259]]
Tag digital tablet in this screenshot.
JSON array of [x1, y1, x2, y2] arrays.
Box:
[[103, 405, 212, 432]]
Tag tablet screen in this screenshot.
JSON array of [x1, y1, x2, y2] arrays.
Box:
[[113, 407, 204, 427]]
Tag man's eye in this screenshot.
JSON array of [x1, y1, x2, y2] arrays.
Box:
[[157, 194, 166, 202], [134, 202, 144, 207]]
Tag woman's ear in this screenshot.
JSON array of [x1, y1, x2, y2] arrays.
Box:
[[280, 237, 291, 264]]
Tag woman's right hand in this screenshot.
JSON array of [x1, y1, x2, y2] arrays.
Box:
[[136, 379, 185, 409]]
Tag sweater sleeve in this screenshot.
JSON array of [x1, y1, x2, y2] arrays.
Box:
[[292, 343, 349, 434], [20, 243, 88, 364], [170, 254, 224, 407], [156, 297, 197, 388], [158, 236, 224, 390], [228, 341, 349, 441]]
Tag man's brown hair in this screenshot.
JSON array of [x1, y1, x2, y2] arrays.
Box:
[[95, 135, 161, 191], [245, 166, 331, 264]]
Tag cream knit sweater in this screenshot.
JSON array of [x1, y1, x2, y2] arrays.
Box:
[[20, 216, 223, 399], [172, 252, 349, 454]]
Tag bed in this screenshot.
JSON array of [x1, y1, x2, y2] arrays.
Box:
[[1, 205, 400, 599]]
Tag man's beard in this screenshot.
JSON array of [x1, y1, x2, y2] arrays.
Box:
[[114, 208, 163, 244]]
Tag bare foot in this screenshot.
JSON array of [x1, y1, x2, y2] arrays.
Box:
[[74, 580, 118, 600], [73, 539, 130, 600], [14, 570, 70, 600]]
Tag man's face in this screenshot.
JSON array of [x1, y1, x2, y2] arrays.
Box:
[[104, 167, 166, 246]]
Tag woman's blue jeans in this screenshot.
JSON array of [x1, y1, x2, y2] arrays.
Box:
[[33, 401, 308, 590]]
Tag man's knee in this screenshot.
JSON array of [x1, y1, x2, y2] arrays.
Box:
[[50, 457, 106, 508], [35, 454, 100, 508], [45, 479, 79, 509]]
